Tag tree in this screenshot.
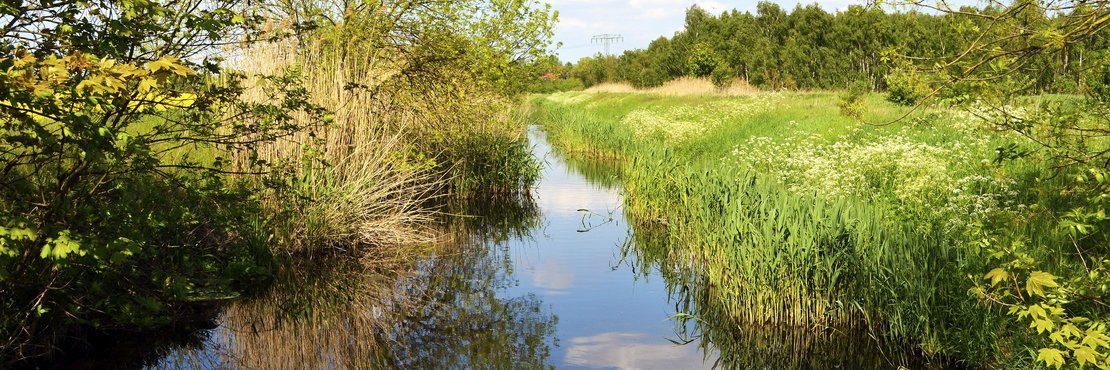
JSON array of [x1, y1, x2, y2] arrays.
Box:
[[0, 0, 328, 360], [0, 0, 559, 362], [686, 41, 720, 77]]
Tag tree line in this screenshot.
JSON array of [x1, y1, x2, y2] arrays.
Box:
[[560, 1, 1106, 94]]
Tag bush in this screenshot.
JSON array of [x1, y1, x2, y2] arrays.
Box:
[[710, 62, 735, 89], [885, 69, 930, 106], [686, 42, 719, 78], [837, 80, 869, 120], [529, 78, 585, 93]]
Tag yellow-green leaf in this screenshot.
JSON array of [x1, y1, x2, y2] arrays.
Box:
[[984, 268, 1009, 286], [1082, 330, 1110, 349], [1027, 271, 1059, 297], [1029, 304, 1048, 319], [1037, 348, 1066, 369], [1073, 346, 1098, 367], [1033, 318, 1055, 334], [146, 56, 191, 76], [138, 77, 157, 93]]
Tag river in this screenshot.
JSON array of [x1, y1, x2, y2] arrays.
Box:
[[72, 126, 939, 369]]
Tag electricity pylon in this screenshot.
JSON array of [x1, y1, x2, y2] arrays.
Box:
[[591, 34, 623, 56]]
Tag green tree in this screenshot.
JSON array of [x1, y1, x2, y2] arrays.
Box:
[[686, 41, 720, 78], [0, 0, 327, 359]]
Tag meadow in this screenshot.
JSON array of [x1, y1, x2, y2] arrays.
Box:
[[530, 87, 1096, 367]]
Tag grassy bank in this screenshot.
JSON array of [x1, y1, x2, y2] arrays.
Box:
[[530, 90, 1088, 366]]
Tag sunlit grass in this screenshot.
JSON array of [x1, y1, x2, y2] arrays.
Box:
[[531, 90, 1047, 363]]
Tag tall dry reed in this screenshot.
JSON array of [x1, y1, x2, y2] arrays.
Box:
[[232, 39, 439, 253], [585, 77, 760, 96]]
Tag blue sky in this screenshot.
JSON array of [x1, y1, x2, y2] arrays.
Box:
[[545, 0, 979, 62]]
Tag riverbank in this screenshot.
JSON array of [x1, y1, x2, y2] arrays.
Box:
[[529, 90, 1091, 367]]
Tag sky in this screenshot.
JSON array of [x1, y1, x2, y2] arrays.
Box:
[[545, 0, 895, 62]]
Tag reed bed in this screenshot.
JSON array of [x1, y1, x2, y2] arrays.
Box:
[[231, 40, 440, 254], [532, 91, 1022, 363], [583, 77, 759, 96]]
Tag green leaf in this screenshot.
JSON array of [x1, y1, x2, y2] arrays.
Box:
[[41, 231, 84, 260], [1036, 348, 1065, 369], [1027, 271, 1059, 297]]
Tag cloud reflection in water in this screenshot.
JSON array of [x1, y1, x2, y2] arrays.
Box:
[[564, 332, 713, 370]]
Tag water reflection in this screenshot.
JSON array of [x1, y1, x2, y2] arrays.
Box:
[[132, 125, 964, 369], [148, 194, 556, 369], [564, 332, 710, 370], [617, 218, 958, 370], [388, 199, 557, 369]]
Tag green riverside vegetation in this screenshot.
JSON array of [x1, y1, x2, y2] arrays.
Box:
[[1, 0, 1107, 368], [527, 1, 1110, 368], [0, 0, 556, 364], [531, 88, 1107, 368]]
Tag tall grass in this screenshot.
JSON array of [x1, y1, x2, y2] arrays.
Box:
[[232, 40, 439, 254], [618, 225, 954, 369], [531, 91, 1042, 363], [584, 77, 759, 96]]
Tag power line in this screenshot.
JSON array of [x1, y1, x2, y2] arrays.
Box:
[[590, 34, 623, 56]]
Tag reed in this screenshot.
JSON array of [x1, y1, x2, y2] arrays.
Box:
[[532, 91, 1025, 363], [583, 77, 760, 96], [230, 39, 440, 254]]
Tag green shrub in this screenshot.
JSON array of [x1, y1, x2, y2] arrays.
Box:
[[837, 81, 869, 120], [885, 69, 930, 106], [710, 62, 735, 89], [529, 78, 585, 93]]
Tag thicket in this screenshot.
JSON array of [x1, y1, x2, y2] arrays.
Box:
[[0, 0, 555, 364]]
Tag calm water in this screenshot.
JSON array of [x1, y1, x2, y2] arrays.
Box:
[[70, 126, 941, 369]]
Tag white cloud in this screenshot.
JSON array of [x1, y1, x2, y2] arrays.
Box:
[[694, 0, 730, 14]]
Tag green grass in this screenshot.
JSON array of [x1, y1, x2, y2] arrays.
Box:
[[530, 91, 1062, 365]]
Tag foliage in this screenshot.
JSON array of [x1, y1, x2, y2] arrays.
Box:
[[257, 0, 554, 198], [686, 42, 720, 78], [529, 77, 585, 93], [710, 62, 735, 89], [884, 69, 929, 106], [838, 81, 870, 119], [0, 0, 557, 363], [561, 2, 1010, 91], [888, 1, 1110, 368], [0, 0, 326, 359]]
